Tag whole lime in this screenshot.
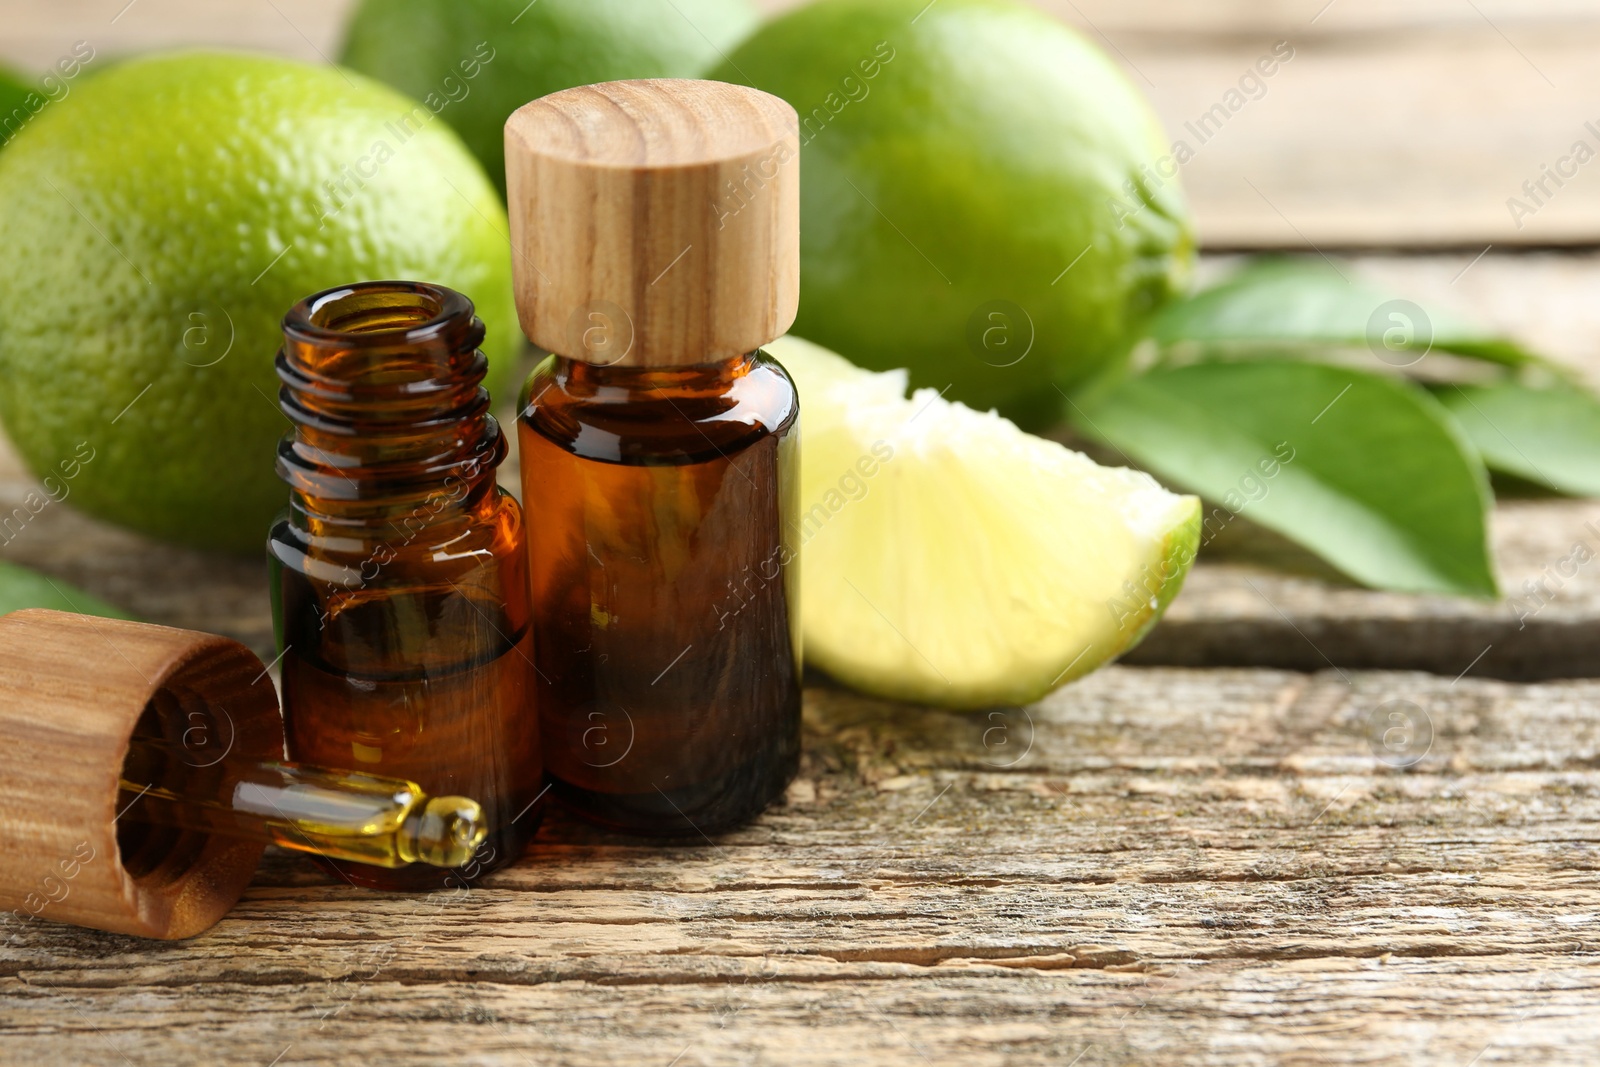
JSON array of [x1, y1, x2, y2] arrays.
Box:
[[0, 52, 517, 553], [713, 0, 1194, 427], [340, 0, 760, 197]]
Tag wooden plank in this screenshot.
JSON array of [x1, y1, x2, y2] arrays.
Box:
[[0, 0, 356, 72], [0, 468, 275, 658], [4, 1, 1600, 248], [1135, 34, 1600, 249], [774, 0, 1600, 35], [6, 0, 1600, 67], [5, 668, 1600, 1064], [1125, 498, 1600, 680]]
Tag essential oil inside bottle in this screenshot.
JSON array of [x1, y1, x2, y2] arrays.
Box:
[[518, 352, 801, 833], [268, 281, 542, 889]]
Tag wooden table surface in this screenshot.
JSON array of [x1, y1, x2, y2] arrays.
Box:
[[2, 2, 1599, 1065]]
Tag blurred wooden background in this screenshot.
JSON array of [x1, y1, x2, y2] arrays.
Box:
[[5, 0, 1600, 246]]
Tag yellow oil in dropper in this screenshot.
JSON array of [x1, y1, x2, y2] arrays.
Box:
[[120, 733, 487, 870]]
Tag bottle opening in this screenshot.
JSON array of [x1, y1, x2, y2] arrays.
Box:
[[279, 281, 488, 402], [282, 282, 486, 398], [288, 281, 470, 345]]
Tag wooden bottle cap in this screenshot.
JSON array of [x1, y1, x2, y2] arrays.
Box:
[[0, 610, 281, 941], [505, 79, 800, 368]]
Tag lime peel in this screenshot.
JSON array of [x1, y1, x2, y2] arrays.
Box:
[[772, 334, 1200, 710]]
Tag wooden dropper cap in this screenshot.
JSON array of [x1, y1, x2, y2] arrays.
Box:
[[505, 79, 800, 368], [0, 610, 281, 940]]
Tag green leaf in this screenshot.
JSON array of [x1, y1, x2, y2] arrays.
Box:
[[1070, 360, 1498, 597], [1150, 258, 1537, 368], [1437, 381, 1600, 497], [0, 560, 133, 619]]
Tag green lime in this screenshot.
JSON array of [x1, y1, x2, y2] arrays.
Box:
[[769, 334, 1199, 709], [716, 0, 1194, 428], [340, 0, 760, 197], [0, 66, 35, 150], [0, 52, 517, 553]]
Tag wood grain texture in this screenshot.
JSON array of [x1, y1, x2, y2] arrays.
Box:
[[505, 80, 800, 366], [4, 667, 1599, 1064], [0, 610, 280, 940], [2, 0, 1592, 247], [1126, 498, 1600, 681]]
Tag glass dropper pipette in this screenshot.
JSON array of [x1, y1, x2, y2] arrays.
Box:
[[120, 733, 487, 869]]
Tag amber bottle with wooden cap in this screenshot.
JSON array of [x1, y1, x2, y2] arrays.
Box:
[[505, 80, 802, 834], [0, 610, 488, 941]]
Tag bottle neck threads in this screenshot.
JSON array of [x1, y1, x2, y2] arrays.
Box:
[[276, 282, 505, 531]]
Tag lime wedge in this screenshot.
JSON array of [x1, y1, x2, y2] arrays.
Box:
[[769, 335, 1201, 709]]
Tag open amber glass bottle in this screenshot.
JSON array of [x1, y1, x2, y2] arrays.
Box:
[[506, 80, 803, 834], [268, 281, 542, 890]]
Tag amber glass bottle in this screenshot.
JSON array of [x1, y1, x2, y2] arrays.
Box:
[[505, 80, 803, 834], [268, 281, 542, 890], [518, 352, 800, 832]]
